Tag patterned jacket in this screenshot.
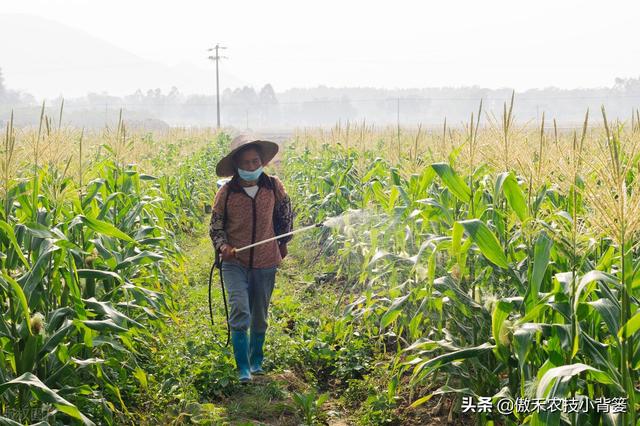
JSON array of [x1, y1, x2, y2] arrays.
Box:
[[209, 173, 294, 269]]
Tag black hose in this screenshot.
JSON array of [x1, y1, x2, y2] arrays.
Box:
[[208, 251, 230, 347]]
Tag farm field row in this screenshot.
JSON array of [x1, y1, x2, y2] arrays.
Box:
[[278, 107, 639, 425], [1, 102, 638, 425]]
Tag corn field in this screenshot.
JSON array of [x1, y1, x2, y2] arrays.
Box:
[[0, 98, 639, 425], [281, 101, 640, 425], [0, 105, 225, 424]]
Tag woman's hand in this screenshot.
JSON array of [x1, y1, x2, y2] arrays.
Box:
[[220, 244, 236, 261], [279, 243, 288, 259]]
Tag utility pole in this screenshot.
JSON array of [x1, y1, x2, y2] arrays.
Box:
[[397, 97, 401, 150], [207, 44, 227, 129]]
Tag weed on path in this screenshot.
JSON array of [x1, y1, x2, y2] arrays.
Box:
[[131, 229, 359, 425]]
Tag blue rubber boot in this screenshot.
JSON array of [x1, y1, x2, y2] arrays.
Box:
[[249, 331, 266, 375], [230, 330, 252, 383]]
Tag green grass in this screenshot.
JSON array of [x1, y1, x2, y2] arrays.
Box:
[[128, 219, 423, 425], [129, 228, 345, 425]]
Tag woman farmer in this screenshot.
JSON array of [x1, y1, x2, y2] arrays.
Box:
[[209, 134, 293, 382]]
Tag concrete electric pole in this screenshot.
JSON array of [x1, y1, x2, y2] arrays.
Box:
[[207, 44, 227, 129]]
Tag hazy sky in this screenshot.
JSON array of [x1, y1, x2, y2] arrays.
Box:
[[1, 0, 639, 99]]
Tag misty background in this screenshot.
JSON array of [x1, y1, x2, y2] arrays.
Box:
[[5, 81, 640, 130], [1, 7, 640, 130]]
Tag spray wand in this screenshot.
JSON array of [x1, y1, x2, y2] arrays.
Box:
[[234, 223, 323, 253]]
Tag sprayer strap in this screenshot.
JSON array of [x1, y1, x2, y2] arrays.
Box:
[[223, 187, 231, 228]]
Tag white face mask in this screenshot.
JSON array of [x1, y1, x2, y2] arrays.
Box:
[[237, 166, 263, 181]]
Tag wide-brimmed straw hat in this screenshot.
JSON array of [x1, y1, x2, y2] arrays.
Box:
[[215, 133, 279, 177]]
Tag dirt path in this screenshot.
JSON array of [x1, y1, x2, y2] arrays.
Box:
[[131, 228, 354, 425]]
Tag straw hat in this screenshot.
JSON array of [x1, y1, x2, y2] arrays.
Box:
[[215, 133, 279, 177]]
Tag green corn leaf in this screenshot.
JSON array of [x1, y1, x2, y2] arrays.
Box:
[[76, 269, 123, 283], [0, 372, 94, 425], [574, 270, 619, 312], [492, 300, 512, 362], [417, 198, 453, 224], [387, 186, 400, 211], [22, 243, 61, 304], [1, 273, 31, 335], [587, 299, 620, 336], [97, 192, 125, 221], [116, 250, 165, 270], [410, 385, 478, 409], [513, 323, 542, 367], [458, 219, 508, 268], [531, 232, 552, 291], [380, 294, 410, 329], [596, 245, 616, 271], [536, 363, 622, 399], [0, 221, 29, 268], [431, 163, 471, 203], [499, 172, 529, 221], [83, 297, 144, 329], [133, 366, 148, 389], [618, 311, 640, 341], [78, 319, 128, 333], [46, 306, 75, 333], [23, 222, 55, 239], [412, 343, 494, 383], [450, 221, 463, 258], [367, 249, 391, 268], [433, 276, 483, 313], [38, 319, 74, 360], [526, 232, 552, 310], [81, 178, 105, 209], [361, 159, 386, 182], [409, 394, 434, 408], [92, 336, 129, 353], [79, 215, 134, 242]]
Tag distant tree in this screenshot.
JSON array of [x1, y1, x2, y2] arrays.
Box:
[[167, 86, 181, 102], [145, 88, 163, 101], [257, 84, 279, 126], [614, 76, 640, 92], [124, 89, 145, 106], [238, 86, 258, 104], [259, 84, 277, 104]]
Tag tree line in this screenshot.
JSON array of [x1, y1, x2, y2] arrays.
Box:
[[2, 65, 640, 129]]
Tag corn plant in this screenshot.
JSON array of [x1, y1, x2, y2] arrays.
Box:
[[0, 110, 228, 424]]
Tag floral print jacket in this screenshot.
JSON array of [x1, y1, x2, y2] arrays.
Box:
[[209, 173, 294, 269]]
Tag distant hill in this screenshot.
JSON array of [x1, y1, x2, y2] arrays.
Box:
[[1, 14, 639, 129], [0, 13, 245, 99]]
